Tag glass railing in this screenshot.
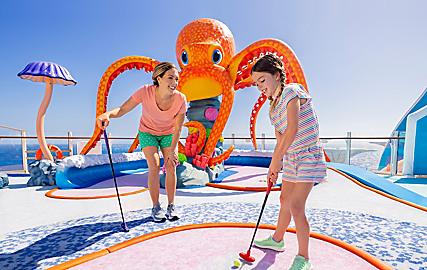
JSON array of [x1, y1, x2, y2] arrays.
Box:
[[0, 132, 404, 176]]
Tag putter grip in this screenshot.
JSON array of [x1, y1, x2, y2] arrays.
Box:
[[267, 181, 273, 193]]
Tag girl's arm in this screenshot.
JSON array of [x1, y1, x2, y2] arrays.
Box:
[[97, 97, 139, 129], [273, 97, 300, 159], [268, 97, 300, 182]]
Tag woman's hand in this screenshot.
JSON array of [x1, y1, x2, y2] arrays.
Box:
[[267, 157, 282, 185], [165, 151, 179, 168], [96, 97, 139, 130], [96, 112, 110, 130]]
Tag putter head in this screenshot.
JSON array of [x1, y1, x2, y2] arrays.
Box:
[[121, 223, 129, 232], [239, 251, 255, 263]]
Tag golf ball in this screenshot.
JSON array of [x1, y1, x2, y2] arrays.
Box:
[[234, 259, 241, 267]]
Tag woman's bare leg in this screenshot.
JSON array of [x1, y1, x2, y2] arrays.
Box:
[[142, 146, 161, 206]]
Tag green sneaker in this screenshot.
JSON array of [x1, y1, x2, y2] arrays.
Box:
[[288, 255, 312, 270], [253, 235, 285, 252]]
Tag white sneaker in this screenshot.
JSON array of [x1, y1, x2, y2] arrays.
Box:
[[166, 203, 179, 221], [151, 204, 165, 222]]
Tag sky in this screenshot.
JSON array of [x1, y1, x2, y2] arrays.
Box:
[[1, 0, 427, 143]]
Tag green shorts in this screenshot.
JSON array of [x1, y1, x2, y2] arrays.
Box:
[[138, 131, 173, 150]]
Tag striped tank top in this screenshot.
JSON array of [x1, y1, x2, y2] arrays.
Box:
[[269, 83, 321, 152]]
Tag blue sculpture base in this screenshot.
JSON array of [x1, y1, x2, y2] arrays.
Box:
[[27, 160, 58, 186], [0, 172, 9, 188]]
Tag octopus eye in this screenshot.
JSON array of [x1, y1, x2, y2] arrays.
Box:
[[212, 49, 222, 64], [181, 50, 189, 65]]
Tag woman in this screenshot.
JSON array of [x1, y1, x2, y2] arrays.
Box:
[[97, 62, 187, 222]]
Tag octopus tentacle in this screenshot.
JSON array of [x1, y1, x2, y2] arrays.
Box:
[[208, 145, 235, 167], [229, 39, 308, 90], [202, 86, 234, 158], [184, 121, 207, 153], [178, 141, 185, 154], [228, 39, 308, 149], [250, 94, 268, 150], [128, 135, 140, 153], [80, 56, 160, 155]]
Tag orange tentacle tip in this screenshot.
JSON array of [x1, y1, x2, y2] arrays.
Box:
[[35, 144, 64, 160]]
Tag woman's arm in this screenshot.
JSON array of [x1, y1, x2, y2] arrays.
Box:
[[165, 113, 185, 166], [97, 97, 139, 129], [171, 113, 185, 151]]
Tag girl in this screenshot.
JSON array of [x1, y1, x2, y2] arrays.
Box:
[[251, 54, 326, 270], [97, 62, 187, 222]]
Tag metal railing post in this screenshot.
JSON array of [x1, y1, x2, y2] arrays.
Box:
[[345, 132, 352, 165], [67, 131, 73, 156], [232, 133, 235, 145], [21, 130, 28, 173], [390, 131, 399, 175], [261, 133, 266, 151]]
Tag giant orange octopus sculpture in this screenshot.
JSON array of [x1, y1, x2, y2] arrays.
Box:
[[81, 18, 309, 170]]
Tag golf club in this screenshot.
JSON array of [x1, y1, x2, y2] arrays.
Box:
[[103, 127, 129, 232], [239, 180, 274, 262]]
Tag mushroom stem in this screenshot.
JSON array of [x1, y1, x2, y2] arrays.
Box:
[[36, 83, 54, 161]]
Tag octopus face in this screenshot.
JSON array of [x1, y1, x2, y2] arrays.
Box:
[[176, 18, 235, 101]]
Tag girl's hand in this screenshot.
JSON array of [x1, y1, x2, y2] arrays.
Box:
[[267, 157, 282, 185], [97, 113, 110, 130], [267, 170, 279, 185]]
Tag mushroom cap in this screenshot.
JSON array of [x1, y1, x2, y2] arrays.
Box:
[[17, 62, 77, 86]]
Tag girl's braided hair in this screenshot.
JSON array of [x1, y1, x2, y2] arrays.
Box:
[[251, 54, 287, 110]]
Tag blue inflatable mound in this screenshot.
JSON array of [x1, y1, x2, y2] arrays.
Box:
[[56, 160, 150, 189], [56, 153, 153, 189], [55, 152, 274, 190], [225, 156, 271, 168]]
